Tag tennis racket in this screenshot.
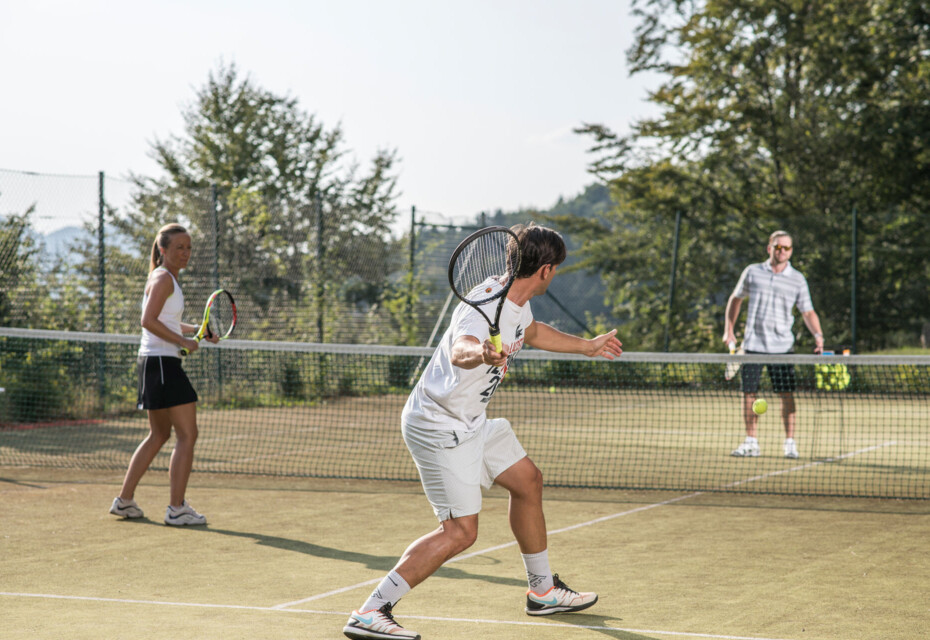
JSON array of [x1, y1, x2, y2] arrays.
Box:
[[725, 341, 744, 381], [180, 289, 237, 356], [448, 226, 522, 353]]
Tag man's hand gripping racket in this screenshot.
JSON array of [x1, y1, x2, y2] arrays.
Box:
[[180, 289, 238, 356]]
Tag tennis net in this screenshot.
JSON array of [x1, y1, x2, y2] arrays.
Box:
[[1, 328, 928, 499]]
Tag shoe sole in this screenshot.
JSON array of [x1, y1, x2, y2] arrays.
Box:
[[343, 623, 420, 640], [526, 595, 599, 616], [109, 507, 144, 518]]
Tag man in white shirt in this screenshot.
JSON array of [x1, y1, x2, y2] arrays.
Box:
[[723, 230, 824, 460], [343, 223, 624, 640]]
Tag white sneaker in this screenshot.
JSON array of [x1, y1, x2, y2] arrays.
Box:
[[164, 500, 207, 526], [731, 438, 760, 457], [784, 439, 799, 459], [109, 496, 144, 519], [343, 603, 420, 639], [526, 574, 598, 616]]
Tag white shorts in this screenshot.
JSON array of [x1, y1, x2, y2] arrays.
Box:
[[402, 418, 527, 522]]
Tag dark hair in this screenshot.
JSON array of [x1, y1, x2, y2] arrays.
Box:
[[150, 223, 189, 272], [511, 223, 566, 279]]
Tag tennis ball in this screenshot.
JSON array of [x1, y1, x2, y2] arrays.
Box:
[[548, 386, 557, 394], [752, 398, 768, 415]]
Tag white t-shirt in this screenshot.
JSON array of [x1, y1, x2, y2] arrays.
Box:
[[732, 260, 814, 353], [403, 278, 534, 432], [138, 267, 185, 357]]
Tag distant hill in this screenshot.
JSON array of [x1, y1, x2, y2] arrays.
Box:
[[41, 226, 85, 259], [465, 183, 617, 333]]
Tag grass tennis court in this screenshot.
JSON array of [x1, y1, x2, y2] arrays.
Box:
[[2, 467, 928, 640]]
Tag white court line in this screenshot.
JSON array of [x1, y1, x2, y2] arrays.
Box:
[[720, 441, 897, 490], [0, 592, 797, 640], [270, 492, 704, 609], [275, 440, 898, 609]]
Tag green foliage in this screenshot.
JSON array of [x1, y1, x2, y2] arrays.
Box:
[[0, 340, 85, 423], [98, 62, 402, 341], [0, 207, 41, 327], [577, 0, 930, 351]]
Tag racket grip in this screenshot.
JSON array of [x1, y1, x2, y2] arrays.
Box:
[[489, 331, 503, 353]]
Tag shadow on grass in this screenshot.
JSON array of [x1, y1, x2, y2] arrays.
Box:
[[170, 524, 529, 588], [521, 611, 662, 640]]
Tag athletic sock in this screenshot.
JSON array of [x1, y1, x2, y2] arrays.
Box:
[[522, 549, 554, 594], [361, 570, 410, 612]]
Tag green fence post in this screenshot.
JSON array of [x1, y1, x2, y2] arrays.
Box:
[[97, 171, 106, 410], [851, 205, 858, 353], [663, 210, 682, 352]]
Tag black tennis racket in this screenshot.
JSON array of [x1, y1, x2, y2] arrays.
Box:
[[180, 289, 237, 356], [448, 226, 522, 353]]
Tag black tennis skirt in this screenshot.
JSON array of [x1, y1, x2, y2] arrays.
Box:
[[136, 355, 198, 410]]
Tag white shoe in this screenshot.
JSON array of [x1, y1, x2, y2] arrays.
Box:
[[109, 496, 144, 519], [731, 438, 760, 457], [164, 500, 207, 526], [784, 439, 799, 459], [526, 574, 598, 616], [343, 603, 420, 639]]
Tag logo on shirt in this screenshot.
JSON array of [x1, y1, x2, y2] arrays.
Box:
[[480, 324, 524, 403]]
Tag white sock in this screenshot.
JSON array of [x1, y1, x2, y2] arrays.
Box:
[[361, 570, 410, 612], [522, 549, 553, 594], [746, 436, 758, 443]]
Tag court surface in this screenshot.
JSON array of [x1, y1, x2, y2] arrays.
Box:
[[2, 467, 927, 640]]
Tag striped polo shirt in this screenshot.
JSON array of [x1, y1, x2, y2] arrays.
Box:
[[732, 260, 814, 353]]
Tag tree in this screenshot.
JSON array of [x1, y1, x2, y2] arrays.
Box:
[[102, 62, 402, 341], [0, 206, 42, 327], [574, 0, 930, 351]]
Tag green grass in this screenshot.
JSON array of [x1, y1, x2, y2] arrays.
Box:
[[1, 469, 928, 640]]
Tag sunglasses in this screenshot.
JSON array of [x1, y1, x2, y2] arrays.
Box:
[[773, 244, 793, 251]]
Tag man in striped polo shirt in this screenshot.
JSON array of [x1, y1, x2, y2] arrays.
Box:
[[723, 230, 824, 459]]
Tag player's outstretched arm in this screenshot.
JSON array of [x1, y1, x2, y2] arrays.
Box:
[[525, 322, 622, 360]]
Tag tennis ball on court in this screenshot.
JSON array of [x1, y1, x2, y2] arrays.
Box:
[[549, 386, 557, 394], [752, 399, 768, 415]]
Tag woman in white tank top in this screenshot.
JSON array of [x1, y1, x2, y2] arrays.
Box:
[[109, 223, 217, 526]]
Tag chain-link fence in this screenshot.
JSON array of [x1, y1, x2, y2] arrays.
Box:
[[0, 169, 613, 346], [3, 168, 929, 351]]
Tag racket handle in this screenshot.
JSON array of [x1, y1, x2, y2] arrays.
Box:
[[179, 336, 200, 357], [489, 330, 503, 353]]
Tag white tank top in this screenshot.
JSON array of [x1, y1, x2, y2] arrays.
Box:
[[138, 267, 185, 357]]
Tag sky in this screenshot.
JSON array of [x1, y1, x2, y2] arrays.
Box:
[[0, 0, 660, 232]]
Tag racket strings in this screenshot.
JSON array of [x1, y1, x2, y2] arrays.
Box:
[[207, 295, 235, 338], [452, 232, 516, 303]]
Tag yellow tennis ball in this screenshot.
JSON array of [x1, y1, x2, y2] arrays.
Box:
[[549, 386, 557, 394], [752, 398, 768, 415]]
